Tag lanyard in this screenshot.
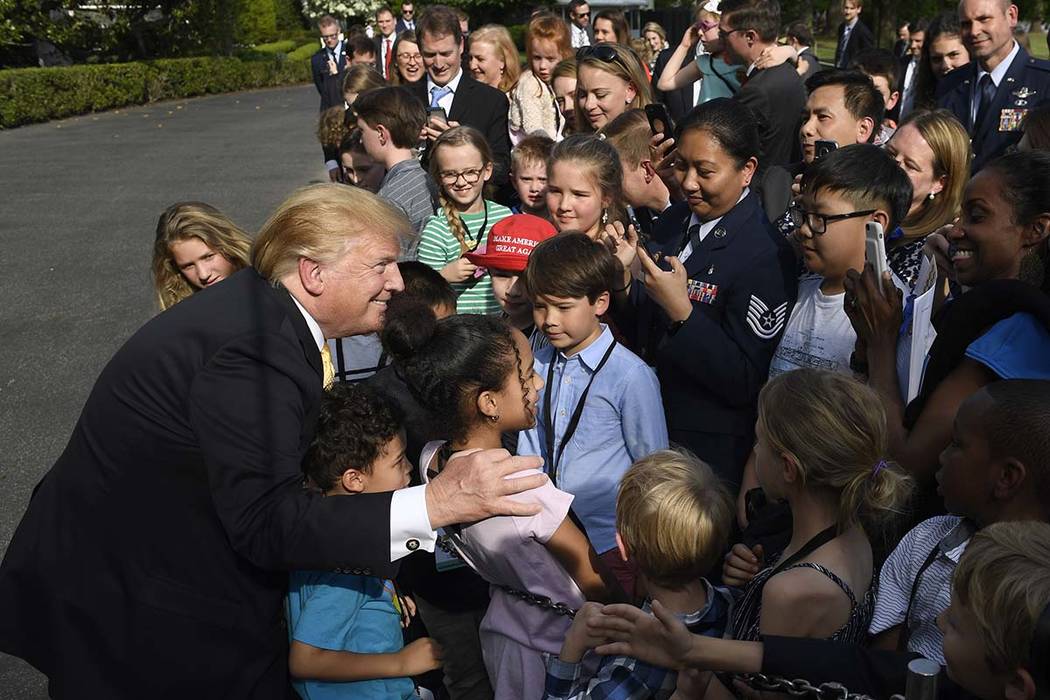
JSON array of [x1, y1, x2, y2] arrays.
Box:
[[542, 339, 617, 486], [463, 202, 490, 253]]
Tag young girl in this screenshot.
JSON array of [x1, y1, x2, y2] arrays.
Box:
[[546, 134, 625, 239], [574, 42, 652, 132], [418, 126, 512, 314], [151, 201, 252, 310], [656, 7, 740, 105], [509, 13, 573, 143], [383, 305, 612, 700], [714, 369, 913, 695]]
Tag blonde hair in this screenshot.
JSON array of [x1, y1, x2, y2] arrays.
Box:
[[549, 133, 626, 231], [316, 105, 350, 149], [953, 521, 1050, 673], [252, 184, 410, 284], [469, 25, 521, 93], [429, 126, 494, 254], [152, 202, 251, 310], [617, 449, 733, 588], [575, 43, 653, 133], [757, 369, 914, 531], [600, 108, 651, 169], [897, 109, 972, 240], [341, 63, 385, 101]]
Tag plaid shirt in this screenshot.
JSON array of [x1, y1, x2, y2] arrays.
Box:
[[543, 582, 732, 700]]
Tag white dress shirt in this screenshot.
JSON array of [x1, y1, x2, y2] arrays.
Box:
[[678, 188, 749, 262], [290, 294, 438, 561], [379, 32, 396, 78], [971, 40, 1020, 126], [899, 58, 919, 120], [427, 66, 464, 114], [571, 24, 590, 48]]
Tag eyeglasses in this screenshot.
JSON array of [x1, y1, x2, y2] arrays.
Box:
[[788, 204, 876, 235], [439, 168, 484, 185], [402, 8, 414, 14], [576, 43, 632, 74], [573, 11, 590, 18], [397, 52, 422, 63], [717, 26, 746, 41]]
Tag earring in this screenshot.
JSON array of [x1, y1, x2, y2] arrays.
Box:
[[601, 209, 609, 225], [928, 191, 936, 201], [488, 414, 500, 423]]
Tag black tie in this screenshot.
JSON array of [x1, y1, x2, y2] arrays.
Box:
[[679, 223, 702, 257], [974, 74, 996, 131]]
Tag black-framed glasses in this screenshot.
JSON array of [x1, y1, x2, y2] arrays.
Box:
[[439, 168, 484, 185], [576, 43, 631, 74], [717, 26, 745, 41], [402, 8, 414, 14], [788, 204, 876, 235]]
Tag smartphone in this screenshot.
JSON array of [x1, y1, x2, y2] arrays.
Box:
[[865, 221, 890, 288], [645, 103, 675, 144], [427, 106, 448, 127], [814, 139, 838, 160]]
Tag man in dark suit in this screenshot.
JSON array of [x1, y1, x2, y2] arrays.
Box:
[[311, 15, 349, 112], [718, 0, 806, 171], [396, 2, 416, 34], [834, 0, 875, 69], [652, 43, 697, 124], [411, 4, 512, 188], [374, 5, 398, 80], [937, 0, 1050, 171], [0, 185, 546, 698]]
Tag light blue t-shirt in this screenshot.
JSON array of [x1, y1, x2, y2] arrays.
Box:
[[965, 312, 1050, 379], [287, 571, 414, 700], [694, 53, 741, 104]]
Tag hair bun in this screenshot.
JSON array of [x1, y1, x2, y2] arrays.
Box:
[[382, 295, 439, 365]]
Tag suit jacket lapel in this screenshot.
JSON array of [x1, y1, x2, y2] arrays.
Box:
[[266, 278, 324, 381], [448, 73, 474, 123]]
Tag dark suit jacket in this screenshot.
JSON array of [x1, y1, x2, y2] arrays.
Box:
[[311, 45, 349, 112], [734, 62, 806, 170], [651, 45, 697, 124], [395, 18, 415, 35], [408, 72, 513, 188], [0, 269, 399, 698], [936, 47, 1050, 171], [835, 19, 874, 69]]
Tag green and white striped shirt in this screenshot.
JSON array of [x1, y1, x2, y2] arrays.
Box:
[[418, 201, 511, 315]]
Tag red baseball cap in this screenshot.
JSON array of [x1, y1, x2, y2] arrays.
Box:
[[465, 214, 558, 273]]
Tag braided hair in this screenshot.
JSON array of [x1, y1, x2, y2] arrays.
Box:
[[429, 125, 493, 254]]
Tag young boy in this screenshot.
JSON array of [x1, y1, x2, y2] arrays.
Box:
[[768, 144, 912, 376], [338, 129, 386, 194], [510, 134, 554, 216], [544, 449, 734, 698], [354, 86, 438, 257], [601, 110, 672, 239], [869, 379, 1050, 663], [464, 213, 557, 343], [286, 383, 442, 699], [939, 520, 1050, 700], [519, 232, 668, 593]]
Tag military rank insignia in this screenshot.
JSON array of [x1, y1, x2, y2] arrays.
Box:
[[746, 295, 788, 339], [687, 280, 719, 304], [999, 108, 1027, 132]]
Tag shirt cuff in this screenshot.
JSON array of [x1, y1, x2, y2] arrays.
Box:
[[389, 485, 437, 561], [545, 655, 582, 681], [325, 159, 338, 171]]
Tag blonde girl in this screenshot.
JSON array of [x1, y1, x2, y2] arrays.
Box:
[[467, 25, 520, 94], [509, 12, 573, 143], [151, 202, 252, 310], [575, 43, 653, 132], [545, 134, 625, 239], [341, 64, 384, 109], [418, 126, 512, 314], [723, 370, 913, 657]]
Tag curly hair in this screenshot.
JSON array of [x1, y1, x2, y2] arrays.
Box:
[[303, 382, 403, 491]]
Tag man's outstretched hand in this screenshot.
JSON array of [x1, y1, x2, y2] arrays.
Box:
[[425, 448, 546, 529]]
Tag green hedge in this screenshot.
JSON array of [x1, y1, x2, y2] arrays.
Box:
[[0, 53, 312, 128]]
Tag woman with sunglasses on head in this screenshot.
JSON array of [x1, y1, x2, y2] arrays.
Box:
[[575, 43, 653, 133], [657, 4, 740, 106], [844, 150, 1050, 513]]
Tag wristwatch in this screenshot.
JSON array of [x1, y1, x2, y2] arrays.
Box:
[[667, 318, 688, 336]]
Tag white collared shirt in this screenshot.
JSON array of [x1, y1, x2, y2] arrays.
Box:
[[427, 66, 464, 114], [290, 293, 437, 562], [971, 40, 1020, 126], [571, 23, 590, 48], [379, 32, 396, 75], [678, 188, 749, 262]]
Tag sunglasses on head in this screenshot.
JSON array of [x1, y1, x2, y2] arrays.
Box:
[[576, 44, 622, 65]]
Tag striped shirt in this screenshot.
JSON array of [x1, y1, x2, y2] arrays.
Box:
[[869, 515, 973, 665], [377, 158, 438, 260], [418, 201, 511, 315]]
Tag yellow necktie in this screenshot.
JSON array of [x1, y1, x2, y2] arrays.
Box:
[[320, 344, 335, 390]]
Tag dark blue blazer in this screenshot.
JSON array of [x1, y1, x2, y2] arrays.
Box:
[[937, 46, 1050, 171], [618, 193, 798, 439], [311, 45, 350, 112]]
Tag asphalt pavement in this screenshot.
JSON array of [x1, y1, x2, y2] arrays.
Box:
[[0, 83, 325, 697]]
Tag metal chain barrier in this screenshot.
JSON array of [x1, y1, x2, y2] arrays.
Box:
[[739, 673, 908, 700]]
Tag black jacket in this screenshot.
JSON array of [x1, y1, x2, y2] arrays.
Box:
[[835, 19, 875, 69], [651, 45, 697, 124], [734, 63, 806, 170], [0, 269, 397, 698], [311, 45, 349, 111]]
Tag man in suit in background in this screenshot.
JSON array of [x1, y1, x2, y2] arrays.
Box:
[[835, 0, 874, 69], [893, 20, 911, 59], [0, 185, 547, 698], [718, 0, 806, 171], [896, 18, 927, 121], [374, 5, 398, 80], [411, 4, 512, 189], [937, 0, 1050, 171], [396, 1, 416, 34], [568, 0, 592, 48], [311, 15, 349, 112]]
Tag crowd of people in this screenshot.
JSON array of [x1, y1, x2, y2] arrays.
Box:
[[2, 0, 1050, 699]]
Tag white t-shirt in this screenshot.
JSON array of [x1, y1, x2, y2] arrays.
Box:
[[768, 276, 856, 377]]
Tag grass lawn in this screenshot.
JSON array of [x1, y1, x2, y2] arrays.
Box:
[[811, 32, 1049, 64]]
